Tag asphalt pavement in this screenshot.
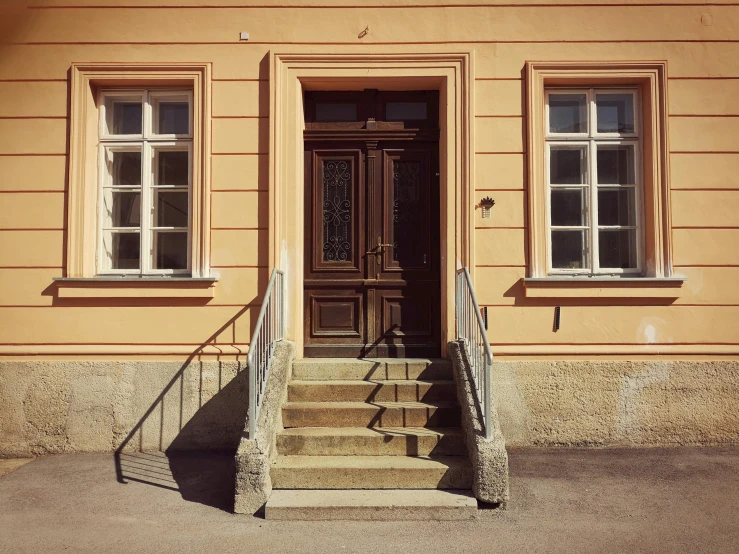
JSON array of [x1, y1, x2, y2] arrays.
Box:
[[1, 447, 738, 553]]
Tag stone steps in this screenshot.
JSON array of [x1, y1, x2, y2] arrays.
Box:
[[265, 489, 478, 521], [282, 401, 461, 428], [270, 455, 473, 489], [288, 379, 456, 403], [266, 357, 472, 519], [277, 427, 465, 456], [292, 358, 452, 381]]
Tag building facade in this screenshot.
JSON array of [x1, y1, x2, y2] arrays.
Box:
[[1, 0, 738, 458]]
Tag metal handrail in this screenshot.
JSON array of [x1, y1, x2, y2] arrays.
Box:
[[247, 268, 285, 440], [456, 267, 494, 440]]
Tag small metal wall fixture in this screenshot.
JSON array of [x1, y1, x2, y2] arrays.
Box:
[[480, 196, 496, 219]]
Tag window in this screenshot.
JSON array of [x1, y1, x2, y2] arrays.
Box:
[[63, 63, 213, 297], [545, 89, 642, 275], [523, 62, 683, 297], [98, 89, 193, 274]]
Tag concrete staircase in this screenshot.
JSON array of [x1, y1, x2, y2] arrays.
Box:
[[265, 358, 476, 520]]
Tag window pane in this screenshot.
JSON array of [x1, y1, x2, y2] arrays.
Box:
[[155, 232, 188, 270], [598, 187, 636, 226], [105, 232, 140, 270], [386, 102, 427, 120], [105, 190, 141, 227], [551, 188, 587, 226], [111, 101, 142, 135], [158, 102, 189, 135], [157, 151, 189, 186], [156, 190, 189, 227], [315, 103, 357, 122], [550, 147, 586, 185], [597, 145, 635, 184], [599, 229, 637, 269], [548, 94, 587, 133], [596, 93, 635, 134], [112, 151, 141, 187], [551, 230, 588, 269]]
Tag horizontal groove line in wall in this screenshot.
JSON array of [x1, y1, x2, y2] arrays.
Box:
[[0, 190, 65, 194], [476, 264, 526, 267], [479, 76, 739, 82], [673, 226, 739, 229], [211, 227, 267, 231], [0, 228, 63, 232], [671, 188, 739, 191], [0, 304, 260, 309], [15, 39, 739, 45], [0, 352, 250, 357], [482, 303, 739, 307], [210, 265, 268, 268], [0, 79, 67, 83], [0, 304, 259, 308], [475, 151, 525, 155], [490, 338, 739, 347], [670, 76, 739, 80], [475, 77, 522, 81], [0, 342, 249, 348], [0, 266, 62, 269], [0, 116, 67, 120], [478, 227, 524, 230], [495, 350, 739, 355], [475, 114, 523, 118], [0, 153, 66, 157], [673, 264, 739, 267], [670, 151, 739, 154], [475, 188, 525, 192], [211, 115, 268, 119], [212, 78, 268, 82], [211, 152, 266, 156], [211, 189, 266, 193], [27, 4, 739, 9], [671, 114, 739, 118], [0, 342, 251, 346]]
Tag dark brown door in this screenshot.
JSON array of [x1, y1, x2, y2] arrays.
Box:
[[303, 91, 440, 358]]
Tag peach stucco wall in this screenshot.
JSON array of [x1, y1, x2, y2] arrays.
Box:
[[1, 0, 738, 361]]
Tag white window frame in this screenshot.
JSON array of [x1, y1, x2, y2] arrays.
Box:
[[97, 88, 193, 276], [544, 87, 644, 276]]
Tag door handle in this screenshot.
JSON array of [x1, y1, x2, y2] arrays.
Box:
[[376, 237, 393, 249], [366, 237, 392, 265], [366, 237, 392, 253]]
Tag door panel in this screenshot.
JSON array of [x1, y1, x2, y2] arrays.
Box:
[[310, 291, 364, 338], [378, 290, 436, 338], [309, 150, 364, 274], [384, 150, 432, 271]]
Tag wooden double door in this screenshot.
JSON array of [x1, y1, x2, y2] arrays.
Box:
[[303, 91, 441, 357]]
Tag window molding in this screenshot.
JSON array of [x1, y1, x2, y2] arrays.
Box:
[[67, 63, 212, 281], [525, 61, 673, 284]]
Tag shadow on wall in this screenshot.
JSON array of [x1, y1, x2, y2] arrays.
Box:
[[112, 299, 262, 513]]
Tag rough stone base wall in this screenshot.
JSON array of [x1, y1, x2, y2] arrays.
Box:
[[0, 360, 248, 457], [494, 360, 739, 446], [2, 359, 738, 457]]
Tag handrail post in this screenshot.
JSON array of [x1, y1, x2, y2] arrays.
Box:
[[456, 267, 494, 440], [246, 268, 285, 440], [484, 355, 492, 440]]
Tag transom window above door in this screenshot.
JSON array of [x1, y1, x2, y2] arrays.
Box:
[[98, 89, 193, 275], [304, 90, 439, 129], [545, 88, 642, 275]]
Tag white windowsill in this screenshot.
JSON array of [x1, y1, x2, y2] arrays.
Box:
[[53, 276, 218, 298], [522, 276, 686, 299]]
